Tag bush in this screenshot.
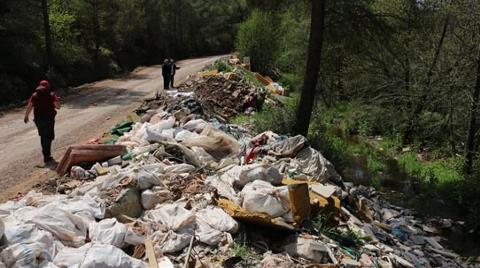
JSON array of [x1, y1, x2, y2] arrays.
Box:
[[236, 10, 280, 74], [233, 96, 297, 135]]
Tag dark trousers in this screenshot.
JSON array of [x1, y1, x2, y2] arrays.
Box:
[[34, 117, 55, 161], [163, 75, 170, 89], [170, 75, 175, 88]]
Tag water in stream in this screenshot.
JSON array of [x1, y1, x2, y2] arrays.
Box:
[[332, 133, 480, 257]]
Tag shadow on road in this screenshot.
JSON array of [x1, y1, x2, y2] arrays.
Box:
[[63, 87, 152, 109]]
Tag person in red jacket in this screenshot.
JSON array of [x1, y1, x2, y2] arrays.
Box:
[[24, 80, 61, 165]]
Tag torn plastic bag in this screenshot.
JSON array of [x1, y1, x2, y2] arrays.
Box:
[[52, 195, 105, 222], [133, 166, 165, 190], [88, 218, 127, 248], [144, 204, 195, 253], [141, 187, 172, 210], [268, 135, 307, 158], [16, 204, 88, 247], [191, 146, 217, 167], [144, 126, 176, 143], [195, 206, 238, 245], [182, 119, 209, 133], [240, 180, 290, 218], [182, 125, 240, 159], [151, 229, 193, 253], [293, 146, 340, 182], [205, 175, 240, 204], [175, 129, 200, 142], [164, 163, 195, 174], [148, 116, 175, 135], [1, 241, 55, 267], [163, 142, 203, 167], [144, 204, 195, 233], [54, 243, 147, 268], [220, 164, 282, 188]]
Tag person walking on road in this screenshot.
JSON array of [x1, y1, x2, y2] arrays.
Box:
[[169, 58, 180, 88], [24, 80, 60, 166], [162, 59, 171, 90]]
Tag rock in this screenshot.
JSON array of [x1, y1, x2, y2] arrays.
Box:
[[105, 187, 143, 222]]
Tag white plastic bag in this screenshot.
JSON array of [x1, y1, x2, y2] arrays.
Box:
[[182, 119, 208, 133], [1, 241, 54, 267], [195, 206, 238, 245], [145, 204, 195, 233], [221, 164, 283, 188], [89, 218, 127, 248], [54, 243, 147, 268], [145, 204, 196, 253], [205, 175, 240, 204], [18, 204, 88, 247], [293, 147, 340, 182], [240, 180, 290, 218], [175, 130, 200, 142], [141, 187, 172, 210]]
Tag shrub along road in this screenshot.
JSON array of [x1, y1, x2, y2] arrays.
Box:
[[0, 56, 220, 201]]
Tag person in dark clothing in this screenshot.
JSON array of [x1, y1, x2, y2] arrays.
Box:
[[162, 59, 171, 90], [24, 80, 60, 165], [169, 59, 180, 88]]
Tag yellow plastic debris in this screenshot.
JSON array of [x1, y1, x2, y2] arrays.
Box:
[[198, 69, 219, 77]]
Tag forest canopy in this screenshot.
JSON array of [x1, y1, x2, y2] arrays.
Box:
[[0, 0, 248, 106]]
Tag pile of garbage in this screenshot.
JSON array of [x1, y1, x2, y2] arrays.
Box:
[[176, 70, 265, 118], [0, 73, 473, 268]]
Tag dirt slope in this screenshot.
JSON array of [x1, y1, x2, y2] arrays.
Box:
[[0, 56, 220, 201]]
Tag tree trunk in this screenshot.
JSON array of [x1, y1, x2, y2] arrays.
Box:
[[294, 0, 327, 136], [41, 0, 53, 71], [403, 16, 449, 144], [464, 52, 480, 174], [91, 0, 100, 77]]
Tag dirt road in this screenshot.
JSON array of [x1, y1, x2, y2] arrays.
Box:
[[0, 56, 220, 201]]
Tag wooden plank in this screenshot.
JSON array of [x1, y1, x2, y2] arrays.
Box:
[[145, 239, 158, 268]]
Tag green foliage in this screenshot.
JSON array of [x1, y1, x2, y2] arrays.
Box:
[[0, 0, 248, 106], [213, 59, 234, 73], [236, 10, 280, 74], [232, 242, 249, 258], [233, 95, 297, 135]]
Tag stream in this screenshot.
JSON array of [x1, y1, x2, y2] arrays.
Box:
[[331, 132, 480, 257]]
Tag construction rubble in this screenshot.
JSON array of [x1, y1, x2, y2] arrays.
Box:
[[0, 67, 474, 268]]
